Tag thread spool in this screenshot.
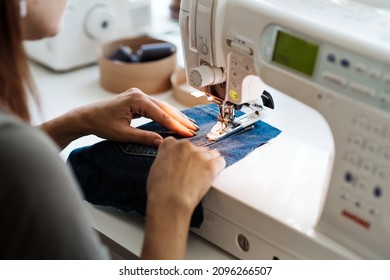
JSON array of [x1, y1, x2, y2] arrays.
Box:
[[137, 43, 176, 62]]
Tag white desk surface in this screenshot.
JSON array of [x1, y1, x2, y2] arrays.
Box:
[[29, 0, 332, 260]]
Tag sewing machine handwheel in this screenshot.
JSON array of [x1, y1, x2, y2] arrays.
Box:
[[261, 90, 274, 109]]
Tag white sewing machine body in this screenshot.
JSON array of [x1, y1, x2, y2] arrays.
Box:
[[25, 0, 151, 71], [180, 0, 390, 259]]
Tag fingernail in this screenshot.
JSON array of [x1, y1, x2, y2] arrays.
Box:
[[192, 123, 200, 131], [153, 138, 163, 147], [189, 129, 197, 136], [189, 118, 197, 124]]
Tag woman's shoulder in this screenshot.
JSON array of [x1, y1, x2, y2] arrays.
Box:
[[0, 109, 60, 157], [0, 108, 46, 139], [1, 107, 58, 142]]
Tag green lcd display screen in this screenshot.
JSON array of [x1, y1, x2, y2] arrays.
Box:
[[272, 31, 319, 77]]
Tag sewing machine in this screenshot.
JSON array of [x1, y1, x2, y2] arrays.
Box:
[[25, 0, 151, 71], [180, 0, 390, 259]]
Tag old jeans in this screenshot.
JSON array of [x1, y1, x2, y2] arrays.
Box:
[[67, 104, 281, 227]]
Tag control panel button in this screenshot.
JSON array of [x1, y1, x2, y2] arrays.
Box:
[[354, 114, 368, 128], [368, 205, 381, 216], [230, 41, 253, 56], [322, 72, 347, 87], [379, 92, 390, 105], [383, 148, 390, 162], [354, 198, 366, 209], [373, 186, 383, 198], [368, 68, 382, 80], [356, 178, 368, 191], [377, 167, 388, 180], [339, 190, 351, 201], [340, 59, 350, 68], [372, 123, 383, 135], [361, 159, 373, 173], [344, 171, 354, 183], [350, 82, 376, 98], [344, 152, 359, 166], [327, 54, 336, 63], [354, 63, 368, 74], [366, 140, 378, 154], [350, 133, 364, 147]]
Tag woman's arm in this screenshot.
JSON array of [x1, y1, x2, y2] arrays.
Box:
[[0, 112, 109, 259], [141, 137, 226, 259], [39, 108, 88, 150], [40, 88, 199, 149], [141, 197, 193, 259]]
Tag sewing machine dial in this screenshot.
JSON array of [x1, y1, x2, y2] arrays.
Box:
[[189, 65, 225, 88]]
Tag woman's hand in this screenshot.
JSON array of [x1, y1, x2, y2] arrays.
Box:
[[40, 88, 199, 149], [147, 137, 225, 212], [141, 137, 226, 259]]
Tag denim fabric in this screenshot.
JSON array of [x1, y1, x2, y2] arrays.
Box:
[[67, 103, 281, 228]]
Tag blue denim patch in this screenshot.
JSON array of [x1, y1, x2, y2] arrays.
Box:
[[67, 103, 281, 228]]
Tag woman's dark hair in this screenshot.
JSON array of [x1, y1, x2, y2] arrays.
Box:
[[0, 0, 36, 121]]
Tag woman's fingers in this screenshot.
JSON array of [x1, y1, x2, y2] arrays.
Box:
[[123, 127, 164, 147], [131, 94, 197, 137], [150, 97, 199, 131], [148, 137, 226, 209]]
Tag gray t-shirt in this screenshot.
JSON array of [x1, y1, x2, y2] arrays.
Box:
[[0, 109, 109, 259]]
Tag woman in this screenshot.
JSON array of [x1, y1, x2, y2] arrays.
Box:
[[0, 0, 225, 259]]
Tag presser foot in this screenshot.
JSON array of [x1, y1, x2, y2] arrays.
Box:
[[206, 109, 262, 141]]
